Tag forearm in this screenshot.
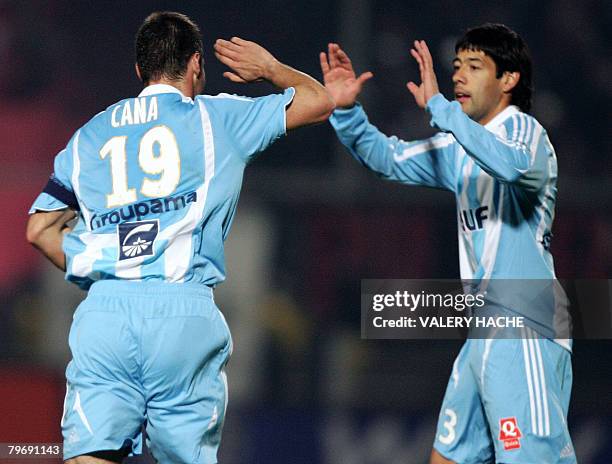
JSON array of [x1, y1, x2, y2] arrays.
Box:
[[427, 94, 533, 183], [265, 60, 335, 128], [33, 227, 71, 271], [27, 209, 75, 271], [330, 104, 456, 190], [330, 104, 395, 175]]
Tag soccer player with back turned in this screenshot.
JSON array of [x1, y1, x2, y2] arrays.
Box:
[[26, 11, 334, 464], [320, 24, 575, 463]]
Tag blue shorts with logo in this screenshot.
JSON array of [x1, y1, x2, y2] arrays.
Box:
[[434, 330, 576, 463], [61, 280, 232, 464]]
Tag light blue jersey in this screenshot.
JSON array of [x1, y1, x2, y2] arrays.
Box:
[[30, 83, 294, 463], [30, 84, 295, 289], [330, 94, 570, 346]]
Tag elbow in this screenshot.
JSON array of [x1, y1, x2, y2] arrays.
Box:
[[287, 85, 336, 129], [26, 216, 45, 247]]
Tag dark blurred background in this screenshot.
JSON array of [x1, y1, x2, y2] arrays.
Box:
[[1, 0, 611, 462]]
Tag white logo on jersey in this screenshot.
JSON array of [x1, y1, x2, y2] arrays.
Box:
[[117, 220, 159, 261], [122, 223, 155, 257]]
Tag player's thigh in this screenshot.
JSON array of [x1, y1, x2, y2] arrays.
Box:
[[142, 302, 232, 464], [479, 335, 576, 463], [62, 297, 145, 461], [433, 340, 495, 464]]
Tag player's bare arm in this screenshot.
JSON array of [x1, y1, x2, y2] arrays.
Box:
[[26, 208, 75, 271], [319, 42, 373, 108], [406, 40, 440, 109], [214, 37, 335, 130]]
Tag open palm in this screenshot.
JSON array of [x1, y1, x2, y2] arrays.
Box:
[[320, 43, 373, 108], [406, 40, 439, 108]]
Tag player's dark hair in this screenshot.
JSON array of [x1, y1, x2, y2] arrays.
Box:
[[135, 11, 203, 84], [455, 23, 532, 113]]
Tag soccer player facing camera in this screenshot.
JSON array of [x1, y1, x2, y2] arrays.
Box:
[[27, 11, 333, 464], [321, 24, 575, 463]]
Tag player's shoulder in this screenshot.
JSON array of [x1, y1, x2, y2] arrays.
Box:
[[76, 103, 113, 132], [59, 108, 107, 147], [72, 98, 129, 141], [194, 89, 294, 130], [500, 107, 543, 130], [199, 93, 255, 102], [194, 93, 264, 125], [78, 96, 136, 130], [196, 88, 294, 109], [498, 106, 547, 142], [195, 93, 257, 111]]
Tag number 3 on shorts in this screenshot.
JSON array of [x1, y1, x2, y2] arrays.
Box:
[[438, 408, 457, 445]]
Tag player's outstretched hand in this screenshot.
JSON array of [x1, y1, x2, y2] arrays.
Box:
[[214, 37, 278, 83], [320, 43, 373, 109], [406, 40, 440, 109]]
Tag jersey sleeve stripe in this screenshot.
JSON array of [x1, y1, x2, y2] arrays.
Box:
[[393, 134, 454, 162]]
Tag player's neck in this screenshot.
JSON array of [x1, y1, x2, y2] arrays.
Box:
[[478, 96, 513, 126], [145, 78, 194, 99]]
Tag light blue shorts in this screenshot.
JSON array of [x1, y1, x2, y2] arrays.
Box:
[[434, 332, 576, 463], [61, 280, 232, 464]]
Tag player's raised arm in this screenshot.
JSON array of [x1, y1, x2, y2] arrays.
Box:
[[214, 37, 335, 129], [321, 43, 456, 191], [409, 39, 546, 190]]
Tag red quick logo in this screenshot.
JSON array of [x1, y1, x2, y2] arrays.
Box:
[[498, 417, 522, 451]]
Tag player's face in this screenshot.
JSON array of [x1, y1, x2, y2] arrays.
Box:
[[452, 49, 508, 125]]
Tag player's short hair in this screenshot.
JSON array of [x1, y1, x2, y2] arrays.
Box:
[[135, 11, 203, 84], [455, 23, 533, 113]]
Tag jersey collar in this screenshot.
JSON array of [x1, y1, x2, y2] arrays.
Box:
[[138, 84, 185, 98], [484, 105, 521, 130]]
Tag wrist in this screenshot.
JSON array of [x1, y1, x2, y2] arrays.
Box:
[[337, 101, 357, 109], [262, 57, 282, 81], [425, 93, 445, 111], [333, 101, 361, 114]]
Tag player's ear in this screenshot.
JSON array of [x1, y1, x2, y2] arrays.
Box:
[[502, 71, 520, 93], [190, 52, 202, 78], [135, 63, 143, 83]]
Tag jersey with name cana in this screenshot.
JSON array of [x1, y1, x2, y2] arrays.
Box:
[[30, 84, 295, 289]]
